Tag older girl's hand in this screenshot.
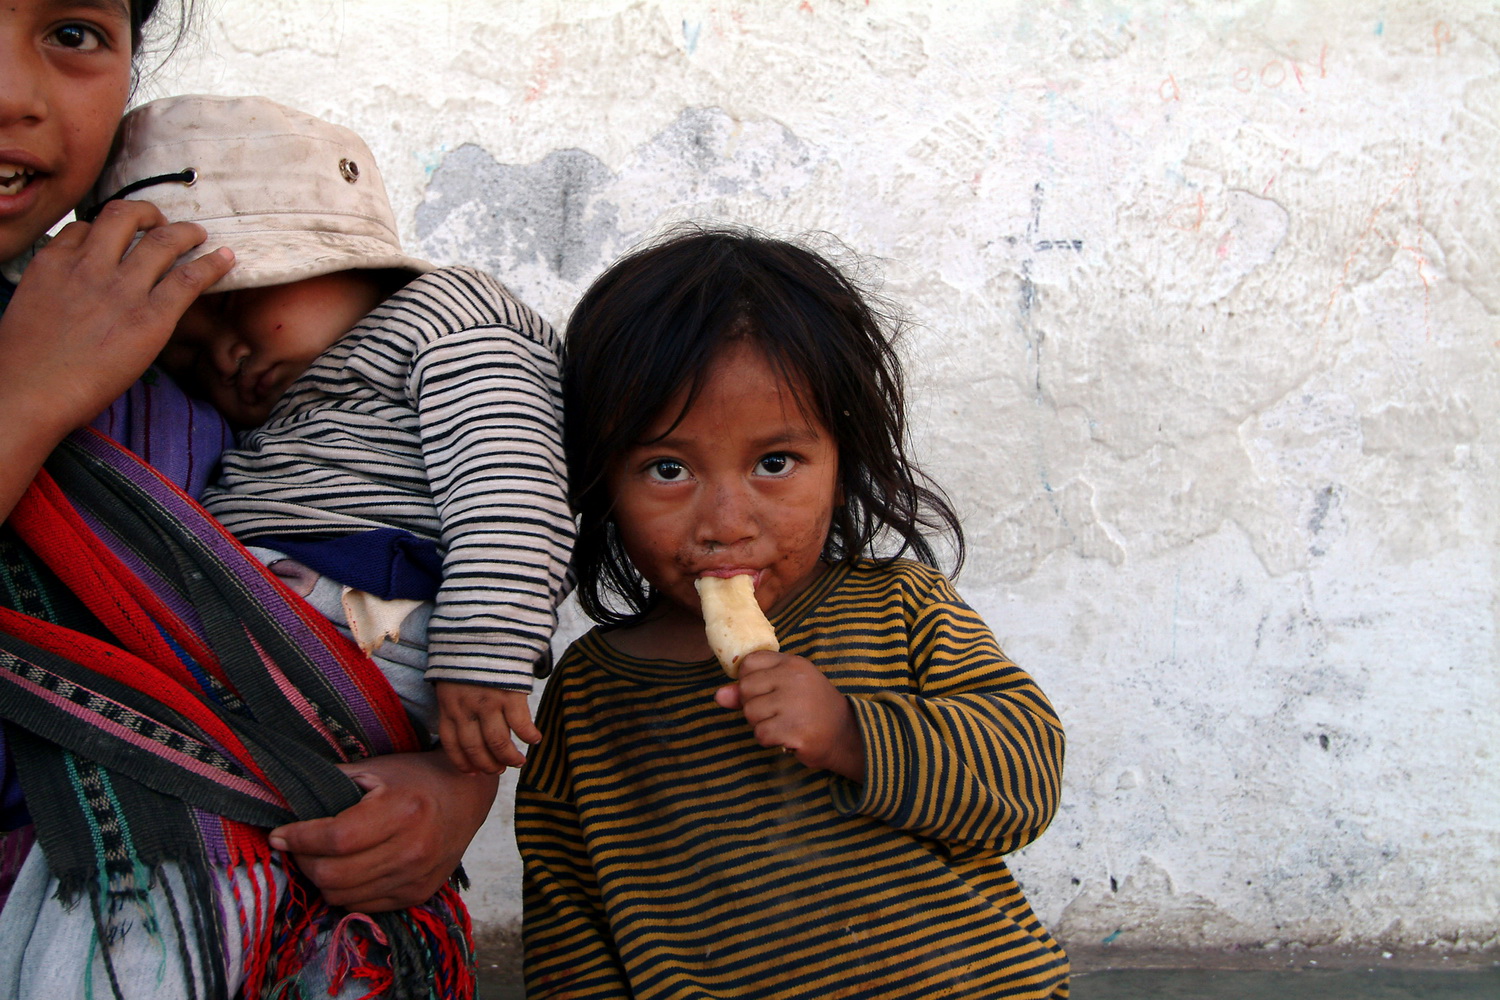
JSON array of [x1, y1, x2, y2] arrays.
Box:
[[1, 200, 233, 431], [0, 200, 232, 521], [266, 749, 500, 913]]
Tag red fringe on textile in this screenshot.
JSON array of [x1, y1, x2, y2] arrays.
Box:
[[240, 857, 474, 1000]]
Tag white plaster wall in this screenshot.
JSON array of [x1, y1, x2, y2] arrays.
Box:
[[151, 0, 1499, 954]]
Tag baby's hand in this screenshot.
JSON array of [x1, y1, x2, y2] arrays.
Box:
[[434, 681, 540, 775], [714, 651, 866, 782]]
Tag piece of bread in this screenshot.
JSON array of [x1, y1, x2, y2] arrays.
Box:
[[695, 574, 779, 678]]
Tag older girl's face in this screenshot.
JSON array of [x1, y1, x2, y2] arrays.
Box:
[[607, 339, 841, 634], [0, 0, 134, 264]]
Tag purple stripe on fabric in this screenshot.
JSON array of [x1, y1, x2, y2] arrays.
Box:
[[70, 502, 208, 636], [89, 370, 234, 499], [70, 432, 399, 752], [194, 806, 234, 867]]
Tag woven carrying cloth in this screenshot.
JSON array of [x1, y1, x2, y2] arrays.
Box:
[[0, 430, 474, 1000]]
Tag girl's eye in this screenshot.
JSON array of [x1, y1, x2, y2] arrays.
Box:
[[755, 453, 796, 477], [49, 24, 106, 51], [646, 459, 688, 483]]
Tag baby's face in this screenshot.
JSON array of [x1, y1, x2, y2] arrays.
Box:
[[157, 270, 386, 428]]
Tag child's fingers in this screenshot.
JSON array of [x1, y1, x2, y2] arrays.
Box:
[[116, 222, 213, 282], [437, 712, 476, 773], [75, 205, 222, 295], [42, 218, 101, 251], [452, 715, 506, 775], [151, 246, 235, 310], [29, 206, 165, 263], [70, 199, 173, 258], [480, 714, 527, 769], [732, 663, 780, 702], [435, 688, 466, 770], [504, 700, 543, 746], [734, 650, 781, 677], [717, 680, 790, 749], [738, 693, 781, 730], [755, 727, 798, 756]]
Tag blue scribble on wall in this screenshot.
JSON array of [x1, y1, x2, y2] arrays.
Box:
[[415, 144, 450, 179]]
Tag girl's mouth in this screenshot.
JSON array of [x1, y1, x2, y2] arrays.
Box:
[[253, 366, 280, 400], [696, 567, 764, 590], [239, 362, 283, 406], [227, 356, 267, 404], [0, 165, 36, 198]]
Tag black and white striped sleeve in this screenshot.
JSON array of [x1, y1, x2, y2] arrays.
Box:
[[403, 268, 574, 690]]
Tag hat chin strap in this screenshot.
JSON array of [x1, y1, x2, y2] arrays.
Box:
[[80, 168, 198, 223]]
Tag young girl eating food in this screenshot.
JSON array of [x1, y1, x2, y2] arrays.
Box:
[[517, 226, 1071, 999]]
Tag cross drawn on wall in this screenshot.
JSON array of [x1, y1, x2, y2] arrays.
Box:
[[994, 181, 1085, 398]]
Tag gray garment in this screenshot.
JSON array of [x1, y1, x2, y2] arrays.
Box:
[[0, 844, 363, 999], [252, 546, 439, 738]]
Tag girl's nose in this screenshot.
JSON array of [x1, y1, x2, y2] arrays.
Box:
[[697, 478, 758, 551], [0, 46, 46, 125]]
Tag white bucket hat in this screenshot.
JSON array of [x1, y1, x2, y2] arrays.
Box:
[[83, 94, 433, 293]]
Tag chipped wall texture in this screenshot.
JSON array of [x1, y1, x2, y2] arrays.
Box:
[[156, 0, 1498, 954]]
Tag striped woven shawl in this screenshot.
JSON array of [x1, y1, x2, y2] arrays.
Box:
[[0, 430, 473, 1000]]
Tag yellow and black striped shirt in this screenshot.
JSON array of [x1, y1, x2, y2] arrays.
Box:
[[518, 558, 1069, 998]]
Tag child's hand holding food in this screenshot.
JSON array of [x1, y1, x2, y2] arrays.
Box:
[[714, 651, 866, 782], [700, 574, 865, 781]]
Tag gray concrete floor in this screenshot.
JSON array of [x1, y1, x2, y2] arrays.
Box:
[[474, 946, 1500, 998], [1062, 948, 1498, 1000], [1072, 967, 1500, 999]]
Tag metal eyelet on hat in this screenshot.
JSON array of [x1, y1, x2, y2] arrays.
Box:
[[79, 166, 199, 222], [339, 158, 360, 183]]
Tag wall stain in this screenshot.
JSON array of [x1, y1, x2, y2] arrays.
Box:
[[416, 143, 618, 284]]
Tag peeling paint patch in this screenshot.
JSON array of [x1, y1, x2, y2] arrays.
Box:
[[416, 143, 618, 284], [412, 107, 823, 324], [1057, 858, 1251, 949], [622, 107, 821, 204]]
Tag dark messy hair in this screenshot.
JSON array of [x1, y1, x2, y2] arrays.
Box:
[[129, 0, 198, 83], [564, 224, 965, 626], [130, 0, 163, 48]]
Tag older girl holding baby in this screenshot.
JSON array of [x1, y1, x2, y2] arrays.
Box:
[[0, 2, 496, 996]]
